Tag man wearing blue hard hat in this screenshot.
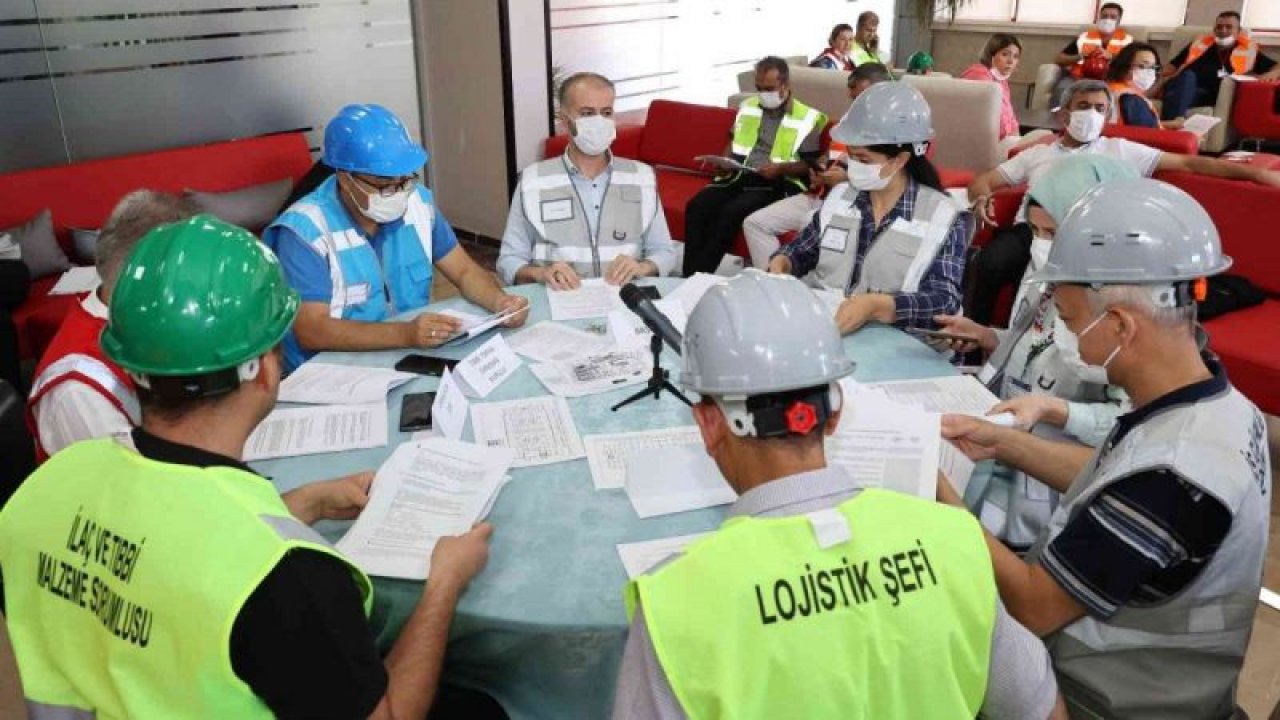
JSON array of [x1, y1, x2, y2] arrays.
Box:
[[266, 104, 526, 373]]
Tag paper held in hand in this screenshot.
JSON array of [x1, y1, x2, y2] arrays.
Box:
[[439, 304, 529, 345], [693, 155, 755, 173], [335, 437, 513, 580], [546, 278, 625, 321]]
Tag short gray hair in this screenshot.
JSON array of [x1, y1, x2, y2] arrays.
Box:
[[557, 72, 615, 109], [1058, 79, 1113, 111], [97, 190, 197, 296], [1087, 284, 1196, 334]]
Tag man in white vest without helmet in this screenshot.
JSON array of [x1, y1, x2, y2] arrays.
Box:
[[613, 269, 1065, 720], [499, 72, 676, 289], [941, 178, 1271, 720]]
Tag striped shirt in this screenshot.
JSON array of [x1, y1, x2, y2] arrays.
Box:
[[774, 178, 971, 328]]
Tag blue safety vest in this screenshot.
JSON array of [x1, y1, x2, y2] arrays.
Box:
[[266, 175, 437, 372]]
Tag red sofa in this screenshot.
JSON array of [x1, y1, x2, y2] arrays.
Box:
[[0, 132, 313, 361]]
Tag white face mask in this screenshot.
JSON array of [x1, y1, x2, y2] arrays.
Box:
[[1029, 236, 1053, 272], [1097, 18, 1118, 34], [1053, 313, 1120, 384], [570, 114, 616, 157], [1215, 34, 1236, 48], [759, 91, 785, 110], [990, 67, 1012, 82], [346, 179, 411, 224], [846, 159, 892, 191], [1066, 109, 1106, 143], [1132, 68, 1157, 91]]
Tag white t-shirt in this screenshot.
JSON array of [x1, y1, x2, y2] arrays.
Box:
[[997, 137, 1162, 221]]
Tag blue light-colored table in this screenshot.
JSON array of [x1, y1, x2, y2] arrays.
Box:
[[252, 278, 957, 720]]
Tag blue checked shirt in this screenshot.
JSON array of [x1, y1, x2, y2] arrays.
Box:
[[774, 179, 972, 328]]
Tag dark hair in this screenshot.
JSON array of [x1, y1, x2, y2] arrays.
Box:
[[1105, 42, 1159, 82], [755, 56, 790, 84], [1217, 11, 1241, 23], [856, 11, 880, 51], [867, 144, 944, 192], [849, 62, 891, 87], [981, 33, 1021, 68], [557, 72, 614, 108], [1100, 2, 1124, 18], [828, 23, 853, 46]]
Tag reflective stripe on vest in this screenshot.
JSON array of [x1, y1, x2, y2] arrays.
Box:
[[628, 489, 995, 719], [807, 183, 960, 294], [518, 155, 656, 278], [0, 438, 374, 719], [29, 354, 137, 420], [27, 701, 95, 720], [1027, 388, 1271, 720], [730, 97, 826, 191], [1185, 34, 1257, 76]]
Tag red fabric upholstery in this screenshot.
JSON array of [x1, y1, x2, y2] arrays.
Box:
[[1203, 301, 1280, 415], [970, 187, 1025, 250], [1102, 125, 1199, 155], [637, 100, 737, 172], [0, 132, 313, 360], [939, 167, 975, 189], [1231, 81, 1280, 140], [654, 170, 711, 241]]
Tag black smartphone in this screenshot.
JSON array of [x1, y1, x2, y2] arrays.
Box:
[[394, 354, 456, 377], [906, 327, 979, 344], [398, 391, 437, 432]]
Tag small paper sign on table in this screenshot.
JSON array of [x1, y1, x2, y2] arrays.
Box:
[[453, 335, 522, 398]]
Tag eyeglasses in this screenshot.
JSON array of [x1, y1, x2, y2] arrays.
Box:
[[350, 172, 419, 197]]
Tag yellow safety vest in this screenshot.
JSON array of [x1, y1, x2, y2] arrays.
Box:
[[628, 488, 995, 719], [0, 438, 373, 720], [730, 96, 826, 191]]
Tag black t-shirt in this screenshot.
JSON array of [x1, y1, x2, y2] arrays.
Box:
[[1171, 42, 1277, 98], [1062, 38, 1080, 56], [132, 429, 388, 719]]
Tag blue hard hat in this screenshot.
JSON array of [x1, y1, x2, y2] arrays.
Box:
[[323, 104, 428, 178]]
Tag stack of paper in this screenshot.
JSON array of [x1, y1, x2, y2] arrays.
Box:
[[616, 532, 713, 578], [529, 348, 650, 397], [584, 426, 703, 490], [470, 395, 586, 467], [664, 273, 727, 316], [336, 437, 513, 580], [547, 278, 625, 321], [624, 444, 735, 518], [278, 363, 416, 405], [244, 403, 388, 461], [507, 321, 611, 364]]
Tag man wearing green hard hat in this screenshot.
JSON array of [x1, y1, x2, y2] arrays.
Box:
[[0, 216, 498, 719]]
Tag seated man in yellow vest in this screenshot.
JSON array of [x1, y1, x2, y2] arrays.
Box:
[[499, 72, 676, 289], [681, 57, 826, 276], [1161, 10, 1279, 122], [613, 270, 1066, 719], [0, 216, 500, 719]]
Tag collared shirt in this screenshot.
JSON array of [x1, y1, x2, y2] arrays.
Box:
[[33, 289, 139, 458], [497, 151, 677, 285], [612, 466, 1060, 720], [775, 178, 972, 328]]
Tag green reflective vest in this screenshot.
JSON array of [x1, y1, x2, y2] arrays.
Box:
[[628, 488, 995, 719], [0, 438, 373, 720], [730, 97, 826, 191]]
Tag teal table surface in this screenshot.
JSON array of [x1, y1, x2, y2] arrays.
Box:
[[251, 277, 957, 720]]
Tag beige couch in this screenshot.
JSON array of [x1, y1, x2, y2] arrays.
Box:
[[731, 66, 1004, 172]]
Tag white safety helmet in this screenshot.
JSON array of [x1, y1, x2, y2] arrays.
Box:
[[681, 270, 855, 438], [831, 81, 934, 153]]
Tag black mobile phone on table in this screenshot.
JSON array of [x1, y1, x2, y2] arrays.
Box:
[[394, 354, 456, 377], [398, 391, 437, 432]]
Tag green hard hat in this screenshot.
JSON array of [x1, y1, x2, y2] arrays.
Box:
[[907, 51, 934, 73], [102, 214, 300, 377]]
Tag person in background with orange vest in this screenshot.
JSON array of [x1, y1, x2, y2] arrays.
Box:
[[740, 63, 889, 269], [25, 191, 195, 463], [1106, 43, 1185, 130], [1161, 10, 1279, 122], [1052, 4, 1132, 104]]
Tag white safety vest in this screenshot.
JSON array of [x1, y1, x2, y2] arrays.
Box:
[[806, 182, 960, 295], [1027, 383, 1271, 720], [518, 155, 658, 279]]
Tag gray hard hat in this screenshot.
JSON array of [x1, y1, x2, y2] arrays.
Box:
[[681, 270, 855, 396], [1027, 177, 1232, 286], [831, 81, 934, 147]]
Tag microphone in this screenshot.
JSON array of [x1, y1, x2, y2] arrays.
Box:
[[619, 283, 683, 355]]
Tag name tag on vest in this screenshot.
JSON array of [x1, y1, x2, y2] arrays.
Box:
[[820, 227, 849, 253], [541, 198, 575, 223], [345, 282, 371, 305]]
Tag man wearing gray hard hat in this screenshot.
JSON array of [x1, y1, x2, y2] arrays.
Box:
[[612, 270, 1064, 719], [942, 178, 1271, 720]]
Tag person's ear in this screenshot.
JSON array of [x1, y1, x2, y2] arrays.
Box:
[[1110, 307, 1139, 346], [692, 400, 729, 455]]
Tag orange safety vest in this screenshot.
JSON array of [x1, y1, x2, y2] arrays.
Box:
[[1106, 81, 1159, 127], [1072, 28, 1134, 78], [1184, 33, 1258, 76]]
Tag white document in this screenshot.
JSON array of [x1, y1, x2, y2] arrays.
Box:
[[664, 273, 727, 316], [430, 368, 469, 440], [1261, 587, 1280, 611], [813, 288, 846, 316], [584, 426, 703, 490], [617, 532, 714, 578], [48, 266, 100, 295], [1230, 74, 1258, 83], [440, 305, 529, 345], [530, 348, 650, 397], [335, 438, 512, 580], [864, 375, 1002, 417], [278, 363, 415, 405], [608, 299, 687, 350], [939, 440, 976, 497], [827, 406, 941, 500], [453, 335, 522, 399], [625, 444, 735, 518], [244, 403, 387, 461], [507, 321, 611, 364], [1181, 114, 1223, 138], [470, 395, 586, 467], [547, 278, 625, 321]]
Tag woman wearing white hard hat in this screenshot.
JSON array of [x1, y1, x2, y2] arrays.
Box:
[[768, 82, 973, 336]]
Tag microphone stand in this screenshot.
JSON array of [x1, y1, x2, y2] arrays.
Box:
[[611, 333, 691, 412]]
